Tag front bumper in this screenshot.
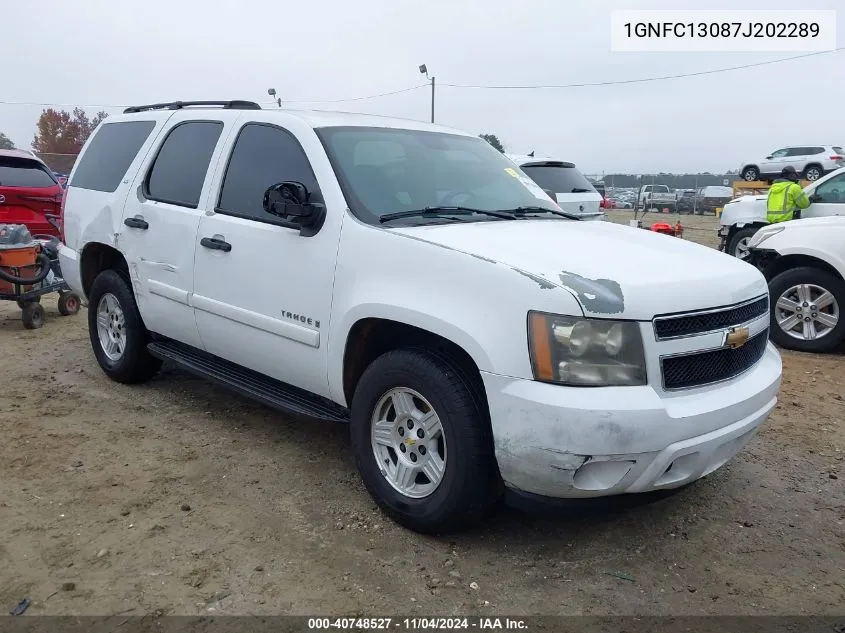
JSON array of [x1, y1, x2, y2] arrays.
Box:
[[717, 224, 730, 252], [481, 343, 781, 499]]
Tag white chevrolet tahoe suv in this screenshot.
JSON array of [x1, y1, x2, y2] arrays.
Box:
[[58, 100, 782, 534]]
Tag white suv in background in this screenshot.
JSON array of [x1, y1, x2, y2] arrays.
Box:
[[739, 145, 845, 183], [506, 154, 605, 220], [58, 100, 781, 533]]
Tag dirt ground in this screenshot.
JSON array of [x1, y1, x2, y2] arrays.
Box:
[[1, 212, 843, 617]]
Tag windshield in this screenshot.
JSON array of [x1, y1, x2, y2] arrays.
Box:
[[519, 164, 597, 195], [0, 157, 58, 188], [316, 127, 559, 225]]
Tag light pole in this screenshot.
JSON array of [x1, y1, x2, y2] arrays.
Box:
[[267, 88, 281, 108], [418, 64, 435, 123]]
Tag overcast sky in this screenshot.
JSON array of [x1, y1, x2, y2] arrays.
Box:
[[3, 0, 842, 174]]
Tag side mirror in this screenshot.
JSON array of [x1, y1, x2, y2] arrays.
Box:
[[808, 193, 822, 203], [263, 181, 326, 236], [542, 188, 557, 202]]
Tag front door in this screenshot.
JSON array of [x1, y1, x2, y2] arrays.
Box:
[[761, 148, 789, 175], [805, 171, 845, 218], [120, 114, 230, 348], [192, 120, 342, 399]]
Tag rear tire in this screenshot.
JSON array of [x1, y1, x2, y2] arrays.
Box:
[[742, 166, 759, 181], [350, 348, 500, 534], [87, 269, 161, 383], [726, 226, 758, 260], [804, 164, 823, 181], [768, 266, 845, 353]]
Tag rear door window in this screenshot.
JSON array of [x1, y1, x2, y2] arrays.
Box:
[[70, 121, 156, 193], [519, 165, 596, 194], [0, 157, 58, 188], [145, 121, 223, 208]]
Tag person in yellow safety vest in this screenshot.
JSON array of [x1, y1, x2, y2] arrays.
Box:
[[766, 165, 810, 224]]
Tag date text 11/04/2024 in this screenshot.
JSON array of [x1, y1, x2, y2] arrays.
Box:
[[307, 617, 528, 630], [623, 22, 820, 38]]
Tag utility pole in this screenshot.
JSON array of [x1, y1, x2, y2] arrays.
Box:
[[419, 64, 435, 123], [430, 75, 435, 123]]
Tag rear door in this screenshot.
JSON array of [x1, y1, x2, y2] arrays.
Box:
[[805, 171, 845, 218], [119, 112, 236, 348], [0, 155, 62, 236], [518, 162, 603, 218]]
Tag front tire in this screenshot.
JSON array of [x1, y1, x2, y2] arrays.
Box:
[[726, 226, 758, 259], [350, 348, 500, 534], [87, 269, 162, 383], [742, 166, 759, 181], [769, 267, 845, 353]]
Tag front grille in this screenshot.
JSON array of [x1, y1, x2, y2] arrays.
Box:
[[654, 296, 769, 340], [661, 329, 769, 390]]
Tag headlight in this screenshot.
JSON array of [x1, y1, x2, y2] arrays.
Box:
[[528, 312, 647, 387], [747, 225, 785, 248]]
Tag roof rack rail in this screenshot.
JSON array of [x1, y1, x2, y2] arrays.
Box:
[[123, 100, 262, 114]]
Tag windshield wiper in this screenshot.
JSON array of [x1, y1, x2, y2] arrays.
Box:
[[379, 206, 516, 224], [570, 187, 593, 193], [497, 206, 583, 221]]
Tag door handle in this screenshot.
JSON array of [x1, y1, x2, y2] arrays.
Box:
[[124, 216, 149, 230], [200, 237, 232, 253]]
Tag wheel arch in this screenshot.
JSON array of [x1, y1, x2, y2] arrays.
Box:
[[338, 315, 490, 415], [80, 242, 129, 299], [762, 252, 845, 284], [803, 162, 825, 179]]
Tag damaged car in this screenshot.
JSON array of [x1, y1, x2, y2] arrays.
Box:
[[59, 101, 783, 533]]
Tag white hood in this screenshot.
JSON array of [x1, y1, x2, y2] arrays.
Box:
[[394, 219, 768, 320]]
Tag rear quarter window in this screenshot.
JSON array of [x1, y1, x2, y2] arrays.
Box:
[[70, 120, 156, 193], [0, 157, 58, 187]]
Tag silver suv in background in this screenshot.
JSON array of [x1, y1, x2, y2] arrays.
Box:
[[506, 154, 604, 220], [739, 146, 845, 183]]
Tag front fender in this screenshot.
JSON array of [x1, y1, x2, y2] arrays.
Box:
[[760, 239, 845, 281], [327, 218, 583, 405], [720, 198, 767, 229]]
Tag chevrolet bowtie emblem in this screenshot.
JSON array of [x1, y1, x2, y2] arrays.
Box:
[[724, 326, 750, 349]]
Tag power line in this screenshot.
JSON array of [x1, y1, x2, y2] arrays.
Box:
[[441, 47, 845, 89], [1, 47, 841, 110], [284, 83, 429, 103], [0, 84, 431, 110]]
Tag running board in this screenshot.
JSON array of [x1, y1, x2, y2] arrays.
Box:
[[147, 340, 349, 423]]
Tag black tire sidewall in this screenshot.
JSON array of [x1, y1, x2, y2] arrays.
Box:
[[804, 165, 822, 181], [350, 348, 497, 533], [768, 266, 845, 353], [87, 270, 159, 382], [727, 226, 758, 258], [22, 302, 45, 329], [58, 292, 79, 316], [743, 167, 758, 181]]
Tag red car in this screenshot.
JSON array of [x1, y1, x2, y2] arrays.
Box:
[[0, 149, 64, 238]]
